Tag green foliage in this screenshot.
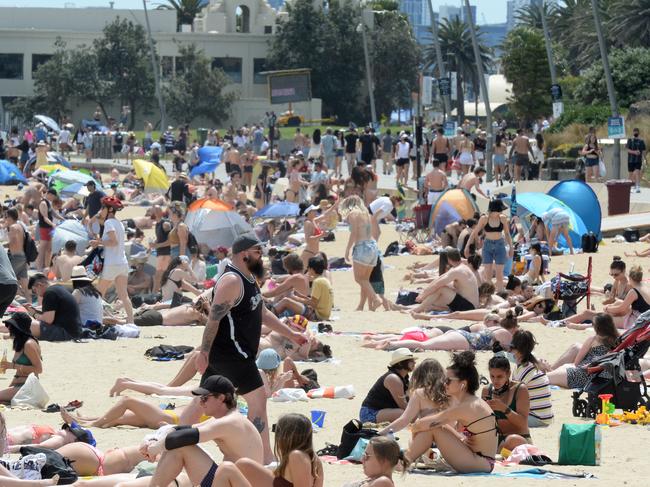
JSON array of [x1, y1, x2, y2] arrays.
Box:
[[163, 44, 237, 125], [500, 27, 551, 125], [548, 104, 611, 133], [423, 17, 492, 122], [577, 47, 650, 108], [369, 0, 399, 11], [556, 75, 582, 104], [550, 143, 584, 158], [159, 0, 204, 31], [608, 0, 650, 47]]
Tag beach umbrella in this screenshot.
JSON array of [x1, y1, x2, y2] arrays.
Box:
[[189, 146, 223, 177], [52, 220, 89, 256], [37, 164, 69, 174], [0, 160, 27, 184], [60, 182, 90, 198], [133, 159, 170, 193], [24, 152, 71, 175], [253, 201, 300, 219], [34, 115, 61, 133], [185, 199, 252, 249], [428, 188, 479, 234], [49, 169, 97, 187]]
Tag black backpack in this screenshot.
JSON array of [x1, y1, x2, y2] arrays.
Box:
[[581, 232, 599, 253], [23, 229, 38, 263], [336, 419, 379, 459], [20, 446, 78, 484]]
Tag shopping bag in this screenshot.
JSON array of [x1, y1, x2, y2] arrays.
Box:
[[558, 423, 601, 465], [11, 373, 49, 409]]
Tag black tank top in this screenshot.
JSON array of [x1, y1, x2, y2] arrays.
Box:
[[361, 369, 408, 411], [155, 218, 171, 256], [209, 263, 263, 363], [632, 288, 650, 313], [38, 199, 53, 229]]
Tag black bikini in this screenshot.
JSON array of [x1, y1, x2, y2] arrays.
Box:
[[484, 219, 504, 233], [632, 288, 650, 313]]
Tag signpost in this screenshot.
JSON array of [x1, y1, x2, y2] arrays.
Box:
[[444, 121, 457, 137], [552, 101, 564, 119], [607, 116, 626, 139]]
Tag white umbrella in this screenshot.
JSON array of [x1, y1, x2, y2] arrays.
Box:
[[52, 220, 89, 256], [34, 115, 61, 133], [185, 208, 252, 250]]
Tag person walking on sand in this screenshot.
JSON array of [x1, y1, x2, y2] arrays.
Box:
[[508, 129, 536, 182]]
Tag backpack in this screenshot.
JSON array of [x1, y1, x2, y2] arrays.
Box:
[[336, 419, 379, 459], [581, 232, 599, 253], [145, 344, 194, 360], [19, 446, 78, 484], [23, 229, 38, 264]]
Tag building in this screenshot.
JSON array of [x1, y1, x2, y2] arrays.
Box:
[[399, 0, 432, 44], [438, 4, 461, 22], [0, 0, 321, 129], [481, 22, 508, 57], [506, 0, 533, 30]]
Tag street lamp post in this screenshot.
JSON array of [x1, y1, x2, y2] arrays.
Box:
[[143, 0, 166, 131], [357, 21, 377, 128], [463, 0, 493, 181], [591, 0, 621, 179], [426, 1, 450, 121]]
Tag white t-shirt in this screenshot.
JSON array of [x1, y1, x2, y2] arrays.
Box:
[[369, 196, 393, 219], [58, 129, 71, 145], [102, 218, 128, 266], [396, 141, 410, 159]]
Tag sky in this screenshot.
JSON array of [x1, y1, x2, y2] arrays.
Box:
[[0, 0, 510, 24]]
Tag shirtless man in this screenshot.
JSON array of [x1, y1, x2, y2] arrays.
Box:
[[508, 128, 536, 182], [431, 127, 451, 168], [286, 160, 306, 203], [52, 240, 83, 281], [123, 208, 156, 231], [127, 261, 153, 296], [143, 375, 263, 487], [410, 248, 479, 313], [424, 159, 448, 206], [227, 144, 242, 176], [6, 207, 29, 301], [131, 297, 209, 327], [224, 171, 242, 206], [22, 182, 46, 207], [459, 166, 488, 199]]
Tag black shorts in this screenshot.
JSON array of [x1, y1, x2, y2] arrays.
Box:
[[113, 145, 122, 154], [360, 153, 373, 165], [515, 154, 529, 166], [628, 161, 642, 172], [134, 309, 163, 326], [244, 166, 253, 173], [434, 153, 448, 163], [39, 323, 76, 342], [202, 359, 263, 395], [448, 294, 475, 312], [396, 158, 410, 167]]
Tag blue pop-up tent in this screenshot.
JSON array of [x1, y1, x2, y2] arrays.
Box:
[[190, 146, 223, 177], [509, 192, 588, 249], [548, 179, 602, 239], [0, 160, 27, 184]]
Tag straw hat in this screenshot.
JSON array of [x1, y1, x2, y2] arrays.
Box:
[[389, 348, 415, 366], [70, 265, 92, 283]]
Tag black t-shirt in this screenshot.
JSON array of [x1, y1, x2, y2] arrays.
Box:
[[627, 137, 646, 164], [362, 369, 409, 410], [344, 133, 358, 153], [169, 179, 190, 202], [474, 137, 487, 152], [209, 264, 263, 363], [42, 285, 82, 338], [359, 134, 374, 156], [84, 190, 105, 218]]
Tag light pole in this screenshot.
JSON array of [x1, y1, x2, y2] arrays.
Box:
[[426, 0, 450, 120], [591, 0, 620, 179], [463, 0, 493, 181], [357, 21, 377, 128], [143, 0, 166, 131]]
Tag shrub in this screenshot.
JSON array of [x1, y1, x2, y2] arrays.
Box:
[[548, 104, 611, 133]]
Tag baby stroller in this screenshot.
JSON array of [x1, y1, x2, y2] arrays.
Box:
[[572, 310, 650, 418]]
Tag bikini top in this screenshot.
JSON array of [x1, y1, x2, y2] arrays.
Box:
[[632, 288, 650, 313], [489, 383, 522, 421], [484, 218, 504, 233], [461, 412, 498, 438]]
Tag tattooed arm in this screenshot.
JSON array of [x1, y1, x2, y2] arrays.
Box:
[[410, 405, 459, 434], [195, 274, 242, 373]]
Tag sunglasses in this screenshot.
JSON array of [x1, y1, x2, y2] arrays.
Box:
[[444, 377, 460, 386], [199, 394, 216, 404]]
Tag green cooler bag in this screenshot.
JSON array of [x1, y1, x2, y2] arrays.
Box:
[[558, 423, 601, 466]]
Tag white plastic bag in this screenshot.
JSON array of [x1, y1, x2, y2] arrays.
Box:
[[11, 373, 49, 409], [598, 159, 607, 178], [271, 388, 308, 402]]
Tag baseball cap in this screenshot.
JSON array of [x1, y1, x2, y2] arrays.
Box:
[[256, 349, 282, 370], [304, 205, 319, 215], [232, 234, 261, 254], [192, 375, 236, 396]]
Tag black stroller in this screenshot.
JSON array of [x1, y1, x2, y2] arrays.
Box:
[[572, 310, 650, 418]]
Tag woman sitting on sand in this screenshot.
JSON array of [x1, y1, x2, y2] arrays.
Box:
[[509, 330, 554, 427], [212, 413, 324, 487], [481, 355, 531, 451], [378, 359, 449, 462], [376, 310, 519, 352], [342, 437, 409, 487], [409, 351, 498, 472], [70, 266, 103, 327], [262, 253, 310, 302], [0, 313, 43, 405], [521, 243, 544, 285], [160, 256, 200, 302], [546, 313, 619, 389]]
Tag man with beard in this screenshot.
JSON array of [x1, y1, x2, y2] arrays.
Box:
[[192, 235, 307, 464]]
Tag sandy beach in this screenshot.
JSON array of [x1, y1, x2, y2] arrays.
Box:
[[3, 204, 650, 487]]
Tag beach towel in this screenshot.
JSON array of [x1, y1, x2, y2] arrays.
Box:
[[411, 468, 595, 479], [307, 385, 355, 399]]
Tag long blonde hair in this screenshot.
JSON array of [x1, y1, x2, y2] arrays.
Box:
[[338, 195, 368, 218], [274, 414, 319, 481], [410, 358, 448, 407]]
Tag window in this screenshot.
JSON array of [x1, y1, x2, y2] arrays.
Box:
[[235, 5, 250, 33], [253, 58, 267, 84], [0, 54, 23, 80], [32, 54, 52, 75], [212, 57, 242, 83], [264, 25, 273, 34], [175, 57, 185, 76], [161, 56, 174, 79]]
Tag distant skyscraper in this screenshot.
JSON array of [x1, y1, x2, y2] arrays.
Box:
[[439, 4, 461, 23], [399, 0, 432, 45], [462, 5, 477, 24]]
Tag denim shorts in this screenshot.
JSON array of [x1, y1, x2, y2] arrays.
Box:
[[493, 154, 506, 166], [482, 238, 507, 265], [359, 406, 379, 423], [585, 157, 599, 167], [352, 240, 379, 267]]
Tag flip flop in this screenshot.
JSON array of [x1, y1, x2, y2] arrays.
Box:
[[64, 400, 83, 411], [42, 403, 60, 413]]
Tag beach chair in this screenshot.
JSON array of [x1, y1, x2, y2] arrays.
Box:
[[551, 256, 592, 314], [395, 204, 431, 244]]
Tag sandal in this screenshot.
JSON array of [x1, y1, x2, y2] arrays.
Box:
[[64, 400, 83, 411], [42, 403, 61, 413]]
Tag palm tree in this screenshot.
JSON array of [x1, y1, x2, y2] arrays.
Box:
[[608, 0, 650, 46], [157, 0, 205, 31], [423, 17, 491, 122], [514, 0, 558, 31]]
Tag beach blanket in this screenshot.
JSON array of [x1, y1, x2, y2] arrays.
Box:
[[411, 467, 595, 479]]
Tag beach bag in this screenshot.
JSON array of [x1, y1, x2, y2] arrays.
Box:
[[23, 229, 38, 263], [345, 437, 370, 461], [396, 290, 419, 306], [581, 232, 599, 253], [0, 453, 47, 480], [11, 373, 49, 409], [624, 228, 640, 242], [336, 420, 379, 459], [19, 446, 78, 484], [598, 159, 607, 178], [558, 423, 601, 466]]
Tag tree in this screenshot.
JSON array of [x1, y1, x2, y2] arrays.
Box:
[[369, 10, 420, 120], [423, 17, 491, 122], [514, 1, 558, 30], [68, 49, 115, 123], [501, 27, 552, 126], [577, 47, 650, 108], [93, 17, 156, 130], [608, 0, 650, 47], [159, 0, 204, 31], [163, 44, 237, 125]]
